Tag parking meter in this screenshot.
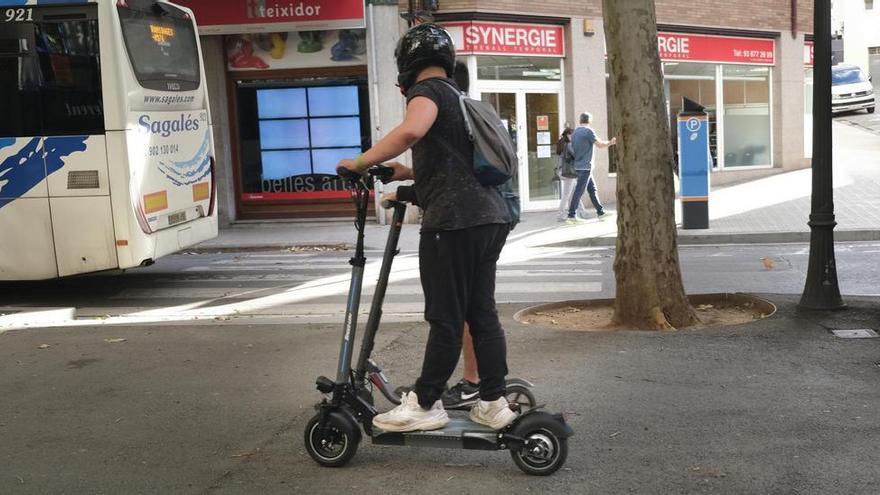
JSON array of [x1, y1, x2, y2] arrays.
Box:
[[677, 97, 710, 229]]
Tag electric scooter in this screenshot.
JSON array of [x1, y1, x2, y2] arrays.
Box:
[[304, 167, 573, 475]]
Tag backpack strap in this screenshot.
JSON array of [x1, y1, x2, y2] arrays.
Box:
[[431, 78, 475, 142]]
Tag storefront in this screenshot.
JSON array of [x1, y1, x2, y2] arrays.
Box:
[[443, 20, 566, 211], [606, 31, 776, 174], [176, 0, 374, 219], [226, 34, 371, 219]]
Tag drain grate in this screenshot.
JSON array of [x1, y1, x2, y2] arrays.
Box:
[[831, 329, 879, 339]]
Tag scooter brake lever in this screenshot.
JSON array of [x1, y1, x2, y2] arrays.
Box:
[[368, 165, 395, 184]]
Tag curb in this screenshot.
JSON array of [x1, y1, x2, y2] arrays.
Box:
[[0, 307, 77, 333], [543, 229, 880, 248], [184, 243, 353, 254]]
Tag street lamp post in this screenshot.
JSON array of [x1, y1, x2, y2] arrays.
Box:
[[799, 0, 845, 310]]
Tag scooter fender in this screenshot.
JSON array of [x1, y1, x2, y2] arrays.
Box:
[[508, 410, 575, 439], [505, 378, 535, 388], [317, 407, 363, 446]]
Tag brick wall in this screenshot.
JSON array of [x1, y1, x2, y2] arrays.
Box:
[[398, 0, 599, 18], [654, 0, 814, 34], [399, 0, 813, 33]]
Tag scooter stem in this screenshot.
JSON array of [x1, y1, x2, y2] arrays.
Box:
[[354, 201, 408, 383], [335, 186, 370, 382]]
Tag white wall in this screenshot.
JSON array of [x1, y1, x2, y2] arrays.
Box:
[[842, 0, 880, 71], [366, 4, 411, 224], [565, 17, 613, 205]]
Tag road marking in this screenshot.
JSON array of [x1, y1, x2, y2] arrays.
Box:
[[183, 265, 353, 272], [108, 281, 603, 300]]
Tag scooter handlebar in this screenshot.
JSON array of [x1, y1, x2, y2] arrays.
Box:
[[336, 165, 395, 184], [336, 166, 363, 181]]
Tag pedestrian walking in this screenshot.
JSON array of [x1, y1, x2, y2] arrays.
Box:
[[567, 112, 616, 223], [555, 126, 586, 221]]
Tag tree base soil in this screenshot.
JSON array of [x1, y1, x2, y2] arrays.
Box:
[[516, 294, 775, 332]]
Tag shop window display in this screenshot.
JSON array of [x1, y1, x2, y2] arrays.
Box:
[[477, 55, 561, 81], [722, 65, 771, 167], [664, 62, 718, 169], [236, 81, 370, 200]]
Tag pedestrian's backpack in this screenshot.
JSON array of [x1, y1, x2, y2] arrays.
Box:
[[559, 144, 577, 179], [434, 79, 521, 229]]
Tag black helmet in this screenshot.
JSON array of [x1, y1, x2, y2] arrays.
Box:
[[394, 23, 455, 92]]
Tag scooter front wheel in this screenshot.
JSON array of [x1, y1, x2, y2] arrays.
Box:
[[510, 427, 568, 476], [304, 411, 360, 467]]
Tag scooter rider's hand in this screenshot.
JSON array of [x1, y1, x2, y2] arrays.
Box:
[[336, 158, 367, 177], [384, 161, 414, 182]]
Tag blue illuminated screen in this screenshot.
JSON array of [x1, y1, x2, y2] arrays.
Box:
[[256, 84, 362, 180]]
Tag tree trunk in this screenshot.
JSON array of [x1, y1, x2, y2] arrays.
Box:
[[603, 0, 699, 330]]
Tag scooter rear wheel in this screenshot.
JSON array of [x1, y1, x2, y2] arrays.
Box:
[[304, 412, 359, 467], [510, 427, 568, 476]]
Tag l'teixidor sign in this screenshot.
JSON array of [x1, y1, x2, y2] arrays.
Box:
[[443, 22, 565, 57], [657, 33, 775, 65], [174, 0, 365, 35]]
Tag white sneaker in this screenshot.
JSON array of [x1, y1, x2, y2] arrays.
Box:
[[470, 397, 517, 430], [372, 391, 449, 432]]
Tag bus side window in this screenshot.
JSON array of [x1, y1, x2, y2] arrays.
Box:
[[0, 8, 103, 139], [0, 24, 41, 137], [35, 18, 104, 136]]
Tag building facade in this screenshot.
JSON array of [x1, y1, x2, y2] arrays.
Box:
[[840, 0, 880, 93], [175, 0, 816, 223]]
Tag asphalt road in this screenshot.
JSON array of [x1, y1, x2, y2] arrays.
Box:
[[835, 104, 880, 134], [2, 243, 880, 493], [1, 294, 879, 494]]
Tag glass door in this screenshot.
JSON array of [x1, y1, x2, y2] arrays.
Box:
[[480, 92, 519, 193], [525, 93, 560, 207], [478, 86, 562, 210]]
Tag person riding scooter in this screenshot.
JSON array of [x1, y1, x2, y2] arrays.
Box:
[[336, 23, 515, 432]]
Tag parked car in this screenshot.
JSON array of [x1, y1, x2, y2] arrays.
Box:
[[831, 64, 875, 114]]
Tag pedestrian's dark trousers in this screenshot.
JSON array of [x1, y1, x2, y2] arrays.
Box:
[[568, 168, 603, 217], [414, 223, 510, 409]]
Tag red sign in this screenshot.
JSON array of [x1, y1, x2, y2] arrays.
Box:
[[242, 191, 355, 202], [657, 33, 775, 65], [536, 115, 549, 131], [443, 22, 565, 57], [805, 41, 814, 66], [174, 0, 365, 35]]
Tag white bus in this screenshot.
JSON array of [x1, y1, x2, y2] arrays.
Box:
[[0, 0, 217, 281]]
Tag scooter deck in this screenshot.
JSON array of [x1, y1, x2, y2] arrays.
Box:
[[371, 416, 502, 451]]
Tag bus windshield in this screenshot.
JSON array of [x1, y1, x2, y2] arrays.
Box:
[[0, 5, 103, 137], [118, 2, 200, 92]]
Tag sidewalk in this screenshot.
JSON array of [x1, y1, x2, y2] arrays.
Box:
[[196, 123, 880, 252]]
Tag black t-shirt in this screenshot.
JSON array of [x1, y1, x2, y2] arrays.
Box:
[[406, 77, 511, 232]]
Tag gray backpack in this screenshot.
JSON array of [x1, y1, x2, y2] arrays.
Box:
[[435, 79, 518, 187], [427, 79, 520, 229]]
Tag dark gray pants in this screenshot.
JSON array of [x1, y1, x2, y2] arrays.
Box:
[[568, 168, 603, 217], [414, 223, 509, 409]]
